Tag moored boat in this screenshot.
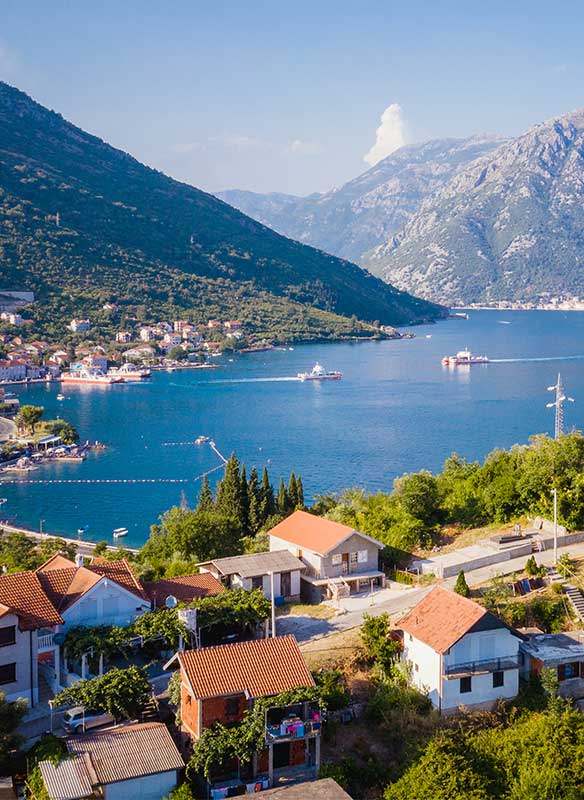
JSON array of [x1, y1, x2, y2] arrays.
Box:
[[61, 367, 122, 385], [108, 363, 152, 381], [297, 363, 342, 381], [113, 527, 128, 538]]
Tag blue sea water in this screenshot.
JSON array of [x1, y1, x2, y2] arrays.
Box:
[[2, 310, 584, 547]]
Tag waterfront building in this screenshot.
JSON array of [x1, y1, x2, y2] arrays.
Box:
[[268, 510, 385, 603], [0, 359, 27, 382]]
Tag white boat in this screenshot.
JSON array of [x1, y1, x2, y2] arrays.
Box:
[[61, 367, 122, 385], [297, 362, 342, 381], [195, 435, 210, 445], [113, 527, 128, 538], [108, 363, 152, 381], [57, 393, 65, 400], [441, 348, 489, 366], [0, 498, 7, 505]]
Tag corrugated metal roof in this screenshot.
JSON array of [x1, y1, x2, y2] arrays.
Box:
[[65, 722, 184, 785], [179, 635, 315, 699], [39, 756, 94, 800], [200, 550, 305, 579]]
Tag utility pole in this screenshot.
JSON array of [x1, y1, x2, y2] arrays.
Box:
[[547, 373, 574, 439], [552, 487, 558, 566]]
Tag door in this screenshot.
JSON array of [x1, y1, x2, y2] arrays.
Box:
[[280, 572, 291, 597], [341, 553, 349, 574], [273, 742, 291, 769]]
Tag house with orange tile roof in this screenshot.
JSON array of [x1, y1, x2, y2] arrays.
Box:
[[0, 553, 150, 707], [268, 510, 385, 603], [396, 586, 522, 713], [143, 573, 225, 608], [166, 635, 321, 791]]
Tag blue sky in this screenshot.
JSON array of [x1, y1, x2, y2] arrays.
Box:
[[1, 0, 584, 195]]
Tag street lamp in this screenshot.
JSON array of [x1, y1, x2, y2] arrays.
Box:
[[551, 488, 558, 566]]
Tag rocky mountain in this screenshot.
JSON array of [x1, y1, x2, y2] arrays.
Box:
[[0, 82, 444, 345], [217, 136, 504, 265], [368, 111, 584, 305]]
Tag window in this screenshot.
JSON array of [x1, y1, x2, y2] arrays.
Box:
[[251, 575, 263, 590], [492, 671, 504, 688], [331, 554, 342, 566], [0, 663, 16, 685], [357, 550, 368, 563], [0, 626, 16, 647], [564, 662, 580, 680], [350, 552, 358, 567], [460, 676, 472, 694], [225, 697, 240, 717]]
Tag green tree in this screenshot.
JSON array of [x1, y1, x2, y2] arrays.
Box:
[[215, 454, 245, 520], [453, 570, 470, 598], [240, 464, 249, 533], [295, 475, 305, 509], [277, 478, 289, 515], [288, 472, 299, 509], [197, 475, 213, 512], [0, 692, 27, 772], [247, 467, 262, 533], [260, 467, 275, 522], [44, 418, 79, 444], [15, 404, 44, 434], [361, 613, 399, 674], [53, 666, 150, 720]]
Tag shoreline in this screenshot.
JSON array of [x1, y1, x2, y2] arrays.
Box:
[[0, 520, 139, 555]]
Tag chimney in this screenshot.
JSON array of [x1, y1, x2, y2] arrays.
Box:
[[75, 553, 84, 568]]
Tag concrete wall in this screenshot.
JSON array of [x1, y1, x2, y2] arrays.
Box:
[[403, 635, 441, 708], [62, 580, 149, 628], [104, 771, 179, 800], [0, 614, 38, 705]]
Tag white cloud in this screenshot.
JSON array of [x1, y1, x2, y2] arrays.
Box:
[[363, 103, 407, 167], [286, 139, 324, 155], [218, 134, 271, 152]]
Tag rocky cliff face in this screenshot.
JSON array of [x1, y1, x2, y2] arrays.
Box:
[[217, 136, 503, 265], [369, 111, 584, 305]]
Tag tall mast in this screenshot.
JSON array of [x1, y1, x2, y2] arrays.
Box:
[[546, 373, 574, 439]]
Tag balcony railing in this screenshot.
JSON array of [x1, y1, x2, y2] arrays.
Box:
[[266, 717, 321, 743], [444, 655, 520, 678], [37, 632, 55, 652]]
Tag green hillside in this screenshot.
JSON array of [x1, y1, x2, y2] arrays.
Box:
[[0, 82, 444, 343]]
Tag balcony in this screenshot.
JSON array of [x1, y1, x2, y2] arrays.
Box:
[[265, 700, 321, 744], [37, 631, 55, 652], [444, 655, 520, 679]]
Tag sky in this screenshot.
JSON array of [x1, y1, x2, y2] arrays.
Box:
[[1, 1, 584, 196]]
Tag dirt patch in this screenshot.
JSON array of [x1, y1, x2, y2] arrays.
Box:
[[276, 603, 336, 620], [300, 627, 363, 670]]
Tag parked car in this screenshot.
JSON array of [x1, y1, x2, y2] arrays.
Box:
[[62, 706, 115, 734]]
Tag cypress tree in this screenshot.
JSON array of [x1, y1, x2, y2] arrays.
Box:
[[295, 475, 304, 509], [197, 474, 213, 512], [215, 454, 244, 520], [261, 467, 275, 521], [454, 570, 470, 598], [248, 467, 262, 533], [240, 464, 250, 533], [277, 478, 289, 515], [288, 472, 298, 509]]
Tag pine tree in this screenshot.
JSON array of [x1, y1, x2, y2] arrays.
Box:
[[215, 454, 245, 520], [277, 478, 289, 515], [197, 475, 213, 512], [454, 570, 470, 598], [288, 472, 298, 509], [295, 475, 304, 509], [247, 467, 262, 533], [261, 467, 275, 522], [240, 464, 250, 533]]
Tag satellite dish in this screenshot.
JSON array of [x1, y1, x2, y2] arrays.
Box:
[[165, 595, 178, 609]]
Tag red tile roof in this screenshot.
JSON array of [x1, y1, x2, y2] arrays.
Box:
[[178, 635, 314, 700], [397, 586, 499, 654], [0, 570, 64, 630], [268, 510, 383, 556], [144, 573, 224, 606], [36, 567, 78, 609], [89, 559, 147, 600], [37, 554, 77, 571]]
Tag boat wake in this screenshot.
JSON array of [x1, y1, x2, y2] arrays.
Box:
[[491, 355, 584, 364]]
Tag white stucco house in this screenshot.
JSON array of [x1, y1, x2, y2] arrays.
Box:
[[197, 550, 305, 601], [397, 586, 521, 713], [39, 722, 184, 800], [0, 553, 150, 707]]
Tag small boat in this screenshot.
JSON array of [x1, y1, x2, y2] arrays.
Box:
[[288, 347, 294, 351], [195, 435, 210, 445], [77, 524, 89, 535], [57, 393, 65, 401], [297, 362, 342, 381], [441, 348, 489, 366], [113, 527, 128, 538], [0, 498, 7, 505]]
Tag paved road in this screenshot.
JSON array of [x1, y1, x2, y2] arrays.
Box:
[[0, 415, 15, 442], [284, 538, 584, 645], [0, 522, 139, 556]]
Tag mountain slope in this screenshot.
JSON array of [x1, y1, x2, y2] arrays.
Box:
[[217, 136, 504, 265], [0, 82, 443, 344], [368, 111, 584, 305]]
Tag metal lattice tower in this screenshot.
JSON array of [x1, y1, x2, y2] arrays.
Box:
[[546, 373, 574, 439]]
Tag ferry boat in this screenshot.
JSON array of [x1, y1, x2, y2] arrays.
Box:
[[297, 363, 342, 381], [61, 367, 122, 385], [113, 527, 128, 538], [108, 363, 152, 381], [441, 348, 489, 366]]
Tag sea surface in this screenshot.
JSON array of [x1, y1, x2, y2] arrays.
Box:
[[2, 310, 584, 548]]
